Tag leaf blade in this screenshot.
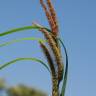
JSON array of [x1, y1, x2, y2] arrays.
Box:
[[58, 39, 68, 96], [0, 37, 46, 47], [0, 58, 50, 72], [0, 26, 38, 36], [0, 25, 50, 37]]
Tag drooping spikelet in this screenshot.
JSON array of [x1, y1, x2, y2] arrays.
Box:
[[39, 28, 64, 83], [39, 41, 56, 77], [39, 42, 59, 96], [46, 0, 58, 35], [40, 0, 57, 36]]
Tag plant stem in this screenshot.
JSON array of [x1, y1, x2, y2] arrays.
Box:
[[52, 77, 59, 96]]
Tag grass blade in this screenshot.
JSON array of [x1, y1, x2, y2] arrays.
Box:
[[0, 26, 50, 37], [0, 37, 46, 47], [0, 58, 50, 72], [58, 39, 68, 96], [0, 26, 38, 36]]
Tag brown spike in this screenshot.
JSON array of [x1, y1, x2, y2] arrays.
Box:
[[52, 77, 59, 96], [46, 0, 58, 35], [39, 42, 59, 96], [40, 0, 56, 35], [39, 28, 64, 83], [39, 41, 56, 76]]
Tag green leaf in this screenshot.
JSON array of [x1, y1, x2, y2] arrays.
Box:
[[0, 26, 50, 37], [58, 39, 68, 96], [0, 37, 46, 47], [0, 26, 38, 36], [0, 58, 50, 72]]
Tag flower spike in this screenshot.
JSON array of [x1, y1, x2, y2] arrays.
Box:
[[46, 0, 58, 35], [39, 28, 64, 83], [40, 0, 57, 36]]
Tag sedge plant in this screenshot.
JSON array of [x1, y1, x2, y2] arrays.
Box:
[[0, 0, 68, 96]]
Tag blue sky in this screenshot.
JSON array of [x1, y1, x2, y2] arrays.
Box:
[[0, 0, 96, 96]]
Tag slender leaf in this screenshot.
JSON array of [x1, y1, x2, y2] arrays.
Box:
[[0, 58, 50, 72], [58, 39, 68, 96], [0, 37, 46, 47], [0, 26, 50, 37], [0, 26, 38, 36]]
